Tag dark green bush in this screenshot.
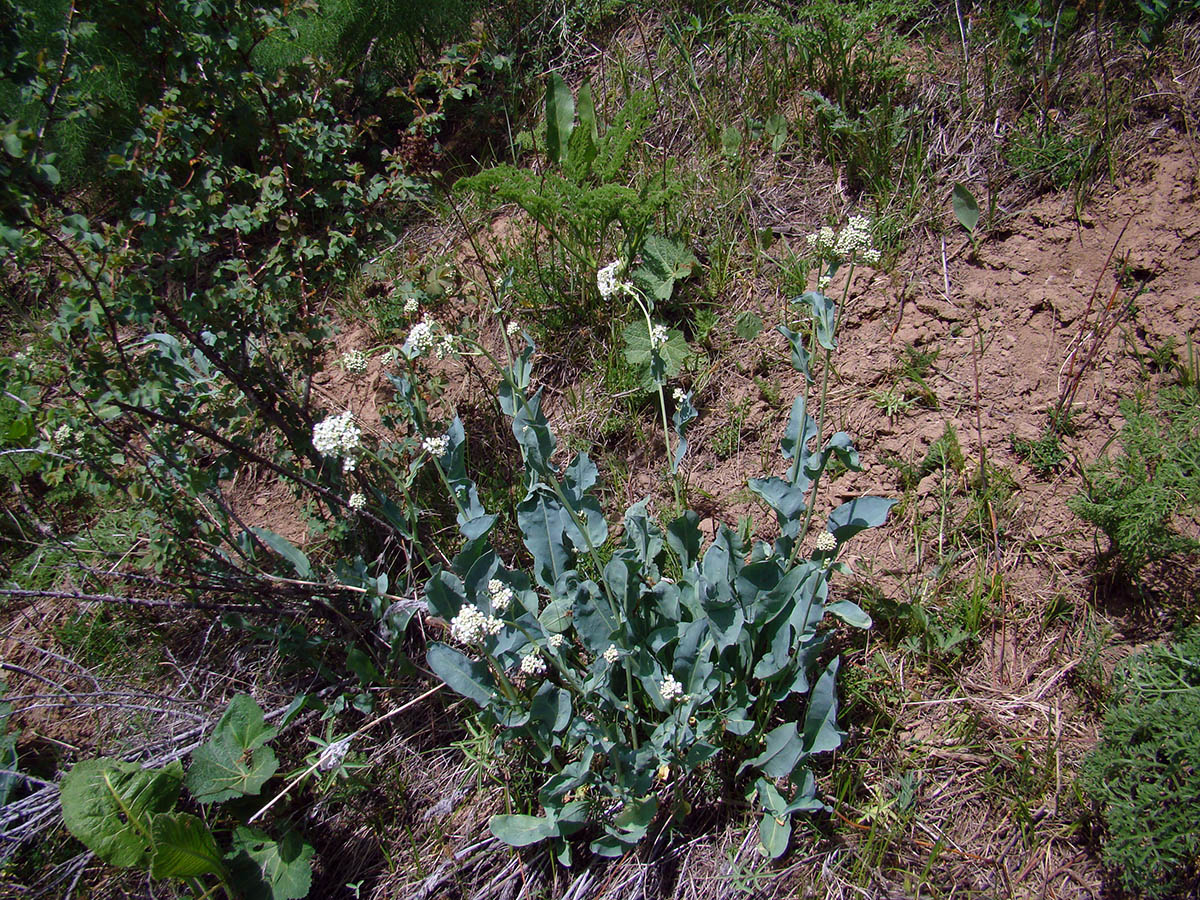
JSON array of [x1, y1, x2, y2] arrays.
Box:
[[1080, 629, 1200, 898]]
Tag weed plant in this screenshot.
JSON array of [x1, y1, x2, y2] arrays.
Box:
[[1081, 628, 1200, 898], [1069, 382, 1200, 582]]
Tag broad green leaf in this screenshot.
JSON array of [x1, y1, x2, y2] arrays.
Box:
[[491, 813, 557, 846], [666, 511, 702, 569], [952, 183, 980, 233], [60, 759, 183, 867], [633, 233, 699, 302], [577, 80, 598, 142], [758, 811, 791, 858], [622, 320, 692, 389], [227, 828, 314, 900], [150, 812, 226, 879], [748, 477, 809, 537], [720, 124, 742, 157], [826, 496, 898, 542], [765, 113, 788, 152], [734, 311, 764, 341], [427, 643, 495, 706], [185, 695, 279, 803], [249, 528, 311, 579], [801, 659, 844, 754], [740, 722, 805, 778], [517, 488, 572, 590], [825, 600, 872, 629], [672, 392, 698, 473], [545, 73, 574, 166], [800, 291, 837, 350]]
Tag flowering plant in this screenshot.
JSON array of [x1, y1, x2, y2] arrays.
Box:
[[421, 262, 894, 860]]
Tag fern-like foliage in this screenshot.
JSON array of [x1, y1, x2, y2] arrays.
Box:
[[1081, 629, 1200, 898], [1069, 383, 1200, 580]]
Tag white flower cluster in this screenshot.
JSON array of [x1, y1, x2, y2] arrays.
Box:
[[596, 260, 624, 300], [649, 323, 669, 350], [313, 412, 361, 474], [833, 215, 880, 263], [347, 492, 367, 512], [659, 673, 689, 704], [519, 652, 547, 677], [806, 225, 837, 254], [547, 633, 566, 651], [807, 216, 880, 265], [52, 423, 74, 446], [450, 605, 503, 645], [406, 320, 436, 356], [317, 737, 351, 772], [403, 297, 420, 315], [340, 349, 368, 375], [814, 531, 837, 552], [817, 274, 832, 292], [487, 578, 514, 612], [672, 387, 687, 404], [434, 334, 456, 360], [422, 434, 449, 457], [506, 321, 520, 337], [603, 645, 620, 665]]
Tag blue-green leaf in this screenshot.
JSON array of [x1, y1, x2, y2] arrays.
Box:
[[250, 528, 311, 579], [740, 721, 805, 778], [825, 600, 872, 629], [776, 324, 813, 382], [800, 291, 837, 350], [826, 496, 898, 542], [427, 643, 495, 707], [492, 813, 557, 846], [801, 659, 844, 754]]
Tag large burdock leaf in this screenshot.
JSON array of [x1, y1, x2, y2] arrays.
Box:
[[60, 758, 183, 867], [185, 695, 279, 803], [227, 827, 314, 900], [149, 811, 226, 879]]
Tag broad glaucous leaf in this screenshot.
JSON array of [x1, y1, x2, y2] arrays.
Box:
[[777, 324, 813, 382], [826, 496, 898, 542], [427, 643, 495, 707], [952, 183, 980, 233], [801, 659, 844, 754], [491, 813, 557, 847]]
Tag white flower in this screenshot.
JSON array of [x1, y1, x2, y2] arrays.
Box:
[[597, 260, 623, 300], [672, 387, 687, 404], [406, 319, 436, 356], [649, 323, 669, 349], [421, 434, 449, 457], [519, 652, 547, 677], [318, 737, 351, 772], [450, 605, 503, 645], [347, 492, 366, 512], [807, 225, 836, 254], [487, 578, 514, 612], [833, 215, 876, 260], [340, 349, 368, 375], [313, 412, 362, 461], [817, 273, 832, 292], [814, 531, 837, 552], [506, 321, 520, 337], [659, 673, 688, 703], [547, 633, 565, 651], [434, 334, 456, 360], [603, 645, 620, 665], [403, 297, 420, 315], [52, 423, 74, 446], [342, 456, 356, 474]]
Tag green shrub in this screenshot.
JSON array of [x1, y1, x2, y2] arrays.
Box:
[[1069, 383, 1200, 581], [1080, 629, 1200, 898]]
